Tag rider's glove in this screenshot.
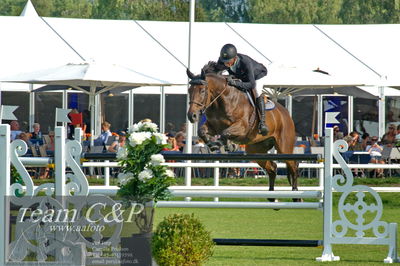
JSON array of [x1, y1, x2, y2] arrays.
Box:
[[228, 78, 244, 91]]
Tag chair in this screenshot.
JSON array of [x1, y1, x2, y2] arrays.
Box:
[[381, 146, 393, 177], [310, 146, 324, 158], [30, 145, 39, 157], [43, 134, 51, 145], [38, 145, 48, 157], [293, 146, 305, 154], [388, 147, 400, 176]]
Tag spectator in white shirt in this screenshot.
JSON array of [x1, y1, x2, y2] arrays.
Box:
[[365, 136, 385, 178], [10, 120, 22, 141]]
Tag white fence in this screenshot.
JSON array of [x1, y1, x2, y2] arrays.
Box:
[[0, 125, 399, 264]]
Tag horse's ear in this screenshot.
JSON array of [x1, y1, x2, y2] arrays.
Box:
[[186, 68, 196, 80], [200, 69, 206, 80]]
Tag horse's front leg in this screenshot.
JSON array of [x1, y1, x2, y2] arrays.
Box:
[[220, 121, 246, 141]]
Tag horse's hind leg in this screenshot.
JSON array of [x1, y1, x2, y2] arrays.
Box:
[[260, 160, 277, 202], [274, 139, 300, 201], [286, 160, 301, 202]]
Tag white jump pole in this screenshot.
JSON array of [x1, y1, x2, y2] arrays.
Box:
[[0, 125, 10, 265], [317, 127, 340, 261]]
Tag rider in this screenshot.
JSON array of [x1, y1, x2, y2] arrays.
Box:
[[214, 43, 268, 136]]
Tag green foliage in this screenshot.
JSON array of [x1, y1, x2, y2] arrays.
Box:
[[1, 0, 399, 24], [152, 213, 214, 266], [116, 121, 175, 205], [92, 0, 207, 21], [202, 0, 249, 22], [0, 0, 26, 16], [10, 165, 22, 184]]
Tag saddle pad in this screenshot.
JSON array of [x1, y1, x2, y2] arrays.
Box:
[[264, 100, 276, 111]]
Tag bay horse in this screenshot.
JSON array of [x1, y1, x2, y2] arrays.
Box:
[[186, 65, 299, 197]]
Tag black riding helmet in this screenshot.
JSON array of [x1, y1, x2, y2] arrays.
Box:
[[219, 43, 237, 63]]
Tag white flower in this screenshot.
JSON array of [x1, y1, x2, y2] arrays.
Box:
[[118, 172, 134, 185], [116, 146, 128, 159], [153, 132, 168, 145], [138, 169, 153, 182], [128, 122, 142, 133], [141, 122, 158, 132], [129, 132, 151, 147], [165, 169, 175, 178], [150, 154, 165, 165]]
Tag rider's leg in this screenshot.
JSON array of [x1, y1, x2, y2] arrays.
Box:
[[254, 86, 268, 136]]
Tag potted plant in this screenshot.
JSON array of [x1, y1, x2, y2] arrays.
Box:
[[152, 213, 214, 266], [116, 121, 175, 265]]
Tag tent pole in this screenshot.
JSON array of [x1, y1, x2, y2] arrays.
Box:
[[378, 86, 385, 139], [128, 89, 134, 128], [184, 0, 195, 195], [348, 96, 353, 133], [89, 84, 96, 146], [29, 84, 35, 132], [160, 86, 165, 133], [317, 95, 323, 138]]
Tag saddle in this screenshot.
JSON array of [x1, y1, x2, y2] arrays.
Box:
[[245, 92, 276, 111]]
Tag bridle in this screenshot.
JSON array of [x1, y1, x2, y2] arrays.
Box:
[[189, 79, 228, 114]]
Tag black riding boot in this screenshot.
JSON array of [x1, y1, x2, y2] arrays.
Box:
[[256, 96, 268, 136]]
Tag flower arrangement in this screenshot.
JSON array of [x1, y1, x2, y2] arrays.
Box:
[[116, 121, 175, 232], [116, 121, 175, 205]]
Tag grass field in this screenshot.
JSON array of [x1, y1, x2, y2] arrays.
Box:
[[151, 176, 400, 266], [34, 176, 400, 264], [154, 201, 399, 265]]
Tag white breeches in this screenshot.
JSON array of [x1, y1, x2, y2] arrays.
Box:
[[255, 75, 269, 97]]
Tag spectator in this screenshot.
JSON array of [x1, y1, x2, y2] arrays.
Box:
[[165, 122, 176, 136], [108, 131, 127, 153], [95, 121, 112, 146], [140, 118, 152, 123], [179, 123, 187, 133], [193, 137, 211, 154], [45, 131, 55, 152], [10, 120, 22, 141], [361, 133, 370, 151], [381, 124, 396, 146], [18, 132, 32, 146], [348, 131, 362, 151], [193, 137, 211, 178], [67, 109, 86, 139], [343, 135, 353, 147], [333, 125, 344, 142], [30, 123, 42, 140], [395, 125, 400, 147], [365, 136, 385, 178], [82, 109, 91, 134], [175, 131, 186, 152], [164, 132, 180, 151]]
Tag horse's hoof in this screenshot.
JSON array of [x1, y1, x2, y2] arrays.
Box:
[[268, 198, 280, 210], [292, 198, 303, 202]]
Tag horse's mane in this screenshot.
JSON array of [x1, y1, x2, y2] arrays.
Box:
[[201, 61, 228, 83], [201, 61, 220, 74]]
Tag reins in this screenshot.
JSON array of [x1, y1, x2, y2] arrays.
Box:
[[201, 83, 228, 113], [188, 76, 229, 113]]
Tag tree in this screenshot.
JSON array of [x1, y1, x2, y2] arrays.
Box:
[[339, 0, 400, 24], [0, 0, 28, 16], [92, 0, 206, 21], [53, 0, 93, 18], [201, 0, 250, 22]]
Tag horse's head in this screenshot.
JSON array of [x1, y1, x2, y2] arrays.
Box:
[[186, 68, 208, 123]]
